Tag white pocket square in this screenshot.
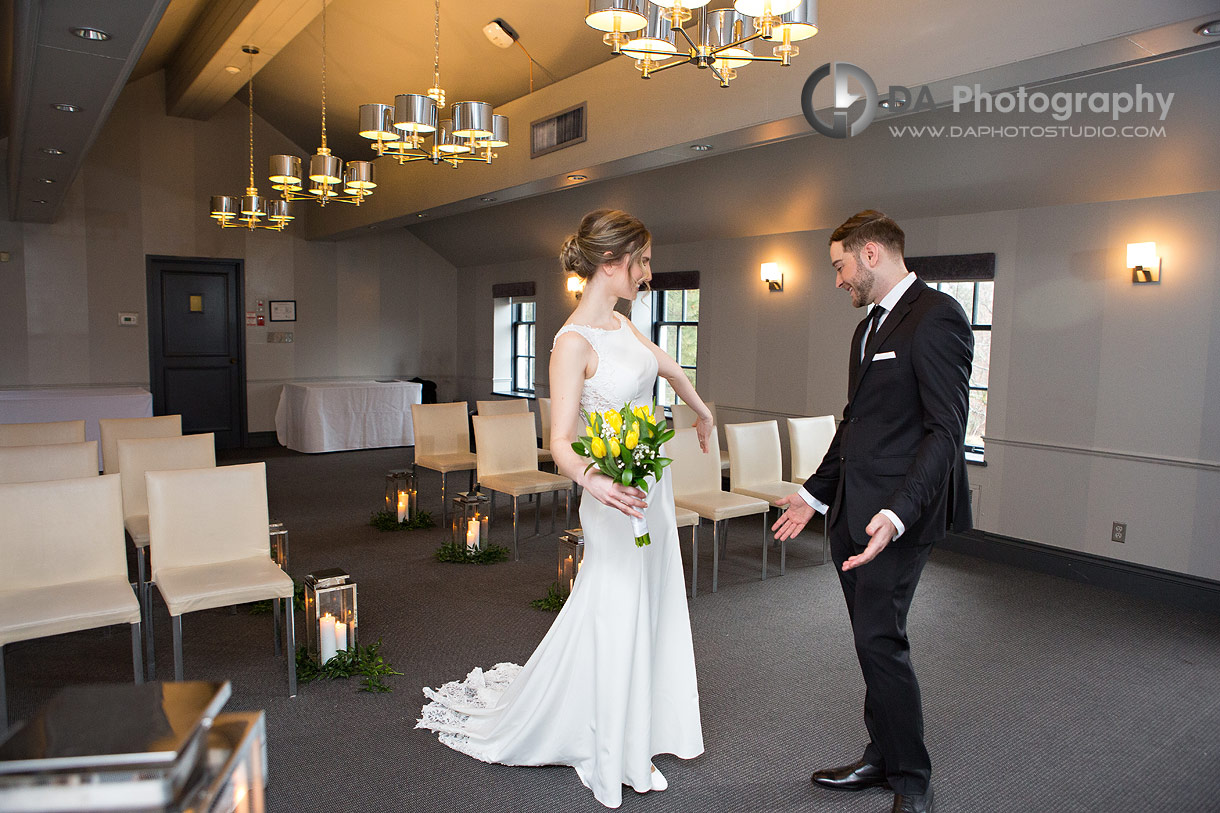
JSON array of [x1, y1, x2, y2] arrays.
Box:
[[872, 351, 897, 361]]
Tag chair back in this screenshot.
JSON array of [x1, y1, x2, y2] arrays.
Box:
[[667, 427, 723, 498], [146, 463, 271, 577], [117, 434, 216, 523], [538, 397, 552, 451], [0, 441, 98, 483], [788, 415, 836, 482], [473, 413, 538, 479], [726, 421, 783, 491], [0, 474, 127, 590], [0, 419, 86, 447], [476, 399, 529, 417], [99, 415, 182, 474], [411, 402, 472, 457]]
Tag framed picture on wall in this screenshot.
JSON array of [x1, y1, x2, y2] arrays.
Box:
[[269, 300, 296, 322]]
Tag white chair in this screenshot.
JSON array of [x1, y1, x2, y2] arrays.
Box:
[[668, 428, 770, 593], [0, 419, 86, 447], [788, 415, 837, 562], [726, 421, 803, 573], [99, 414, 182, 474], [674, 506, 701, 598], [536, 397, 554, 468], [411, 402, 478, 527], [0, 441, 99, 483], [146, 463, 296, 695], [671, 401, 730, 474], [117, 433, 217, 676], [476, 399, 529, 417], [0, 474, 143, 731], [472, 413, 573, 560]]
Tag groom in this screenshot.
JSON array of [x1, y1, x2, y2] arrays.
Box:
[[773, 211, 973, 813]]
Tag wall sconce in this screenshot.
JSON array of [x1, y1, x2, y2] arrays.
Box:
[[567, 274, 583, 299], [1127, 242, 1160, 284], [761, 262, 783, 292]]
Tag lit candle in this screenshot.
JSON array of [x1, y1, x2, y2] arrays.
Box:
[[408, 488, 418, 520], [335, 620, 348, 651], [466, 518, 479, 553], [319, 613, 337, 663], [397, 492, 407, 523]]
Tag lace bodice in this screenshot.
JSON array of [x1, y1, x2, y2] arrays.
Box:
[[553, 313, 659, 415]]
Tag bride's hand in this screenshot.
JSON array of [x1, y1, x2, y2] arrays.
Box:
[[584, 472, 646, 519], [695, 414, 714, 453]]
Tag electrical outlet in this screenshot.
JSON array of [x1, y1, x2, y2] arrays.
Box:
[[1111, 522, 1127, 543]]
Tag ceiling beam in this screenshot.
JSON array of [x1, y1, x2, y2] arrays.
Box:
[[165, 0, 325, 120]]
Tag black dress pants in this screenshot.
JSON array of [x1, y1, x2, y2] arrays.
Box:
[[830, 527, 933, 796]]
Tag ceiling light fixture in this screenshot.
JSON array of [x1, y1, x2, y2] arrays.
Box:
[[690, 143, 712, 151], [210, 47, 293, 231], [51, 103, 81, 113], [70, 27, 111, 41], [31, 200, 47, 205], [36, 178, 55, 184], [40, 147, 65, 156], [585, 0, 818, 87], [567, 174, 588, 181], [1195, 20, 1220, 36], [359, 0, 508, 167], [270, 0, 374, 207]]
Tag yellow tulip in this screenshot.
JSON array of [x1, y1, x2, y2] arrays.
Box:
[[605, 410, 622, 433], [591, 437, 606, 458], [609, 438, 621, 458], [585, 424, 596, 438], [625, 429, 639, 450]]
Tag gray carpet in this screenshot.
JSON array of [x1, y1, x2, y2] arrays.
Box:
[[4, 445, 1219, 812]]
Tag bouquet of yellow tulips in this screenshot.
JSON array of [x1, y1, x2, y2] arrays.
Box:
[[572, 403, 675, 546]]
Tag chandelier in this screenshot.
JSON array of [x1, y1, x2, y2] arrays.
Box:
[[210, 46, 293, 230], [268, 0, 375, 205], [585, 0, 818, 87], [358, 0, 508, 166]]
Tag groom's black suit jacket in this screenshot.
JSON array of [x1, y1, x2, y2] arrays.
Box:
[[803, 277, 974, 547]]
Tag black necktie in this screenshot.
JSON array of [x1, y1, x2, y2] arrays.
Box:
[[862, 306, 886, 360]]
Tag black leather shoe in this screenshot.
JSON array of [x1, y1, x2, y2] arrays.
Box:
[[810, 760, 888, 791], [891, 786, 934, 813]]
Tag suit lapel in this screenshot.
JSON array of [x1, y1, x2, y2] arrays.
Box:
[[848, 279, 927, 402]]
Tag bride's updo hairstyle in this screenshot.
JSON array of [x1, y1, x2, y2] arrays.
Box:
[[559, 209, 651, 281]]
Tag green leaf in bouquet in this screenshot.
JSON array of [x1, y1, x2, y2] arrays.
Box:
[[620, 468, 632, 485], [572, 440, 587, 455], [655, 457, 672, 467], [658, 429, 675, 443]]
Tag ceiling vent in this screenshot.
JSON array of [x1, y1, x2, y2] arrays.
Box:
[[531, 103, 587, 158]]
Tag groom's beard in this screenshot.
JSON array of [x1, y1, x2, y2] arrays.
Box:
[[848, 265, 875, 308]]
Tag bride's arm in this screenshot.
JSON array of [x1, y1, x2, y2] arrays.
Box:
[[549, 332, 647, 518], [621, 318, 714, 453]]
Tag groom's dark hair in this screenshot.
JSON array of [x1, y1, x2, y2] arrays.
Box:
[[831, 210, 905, 258]]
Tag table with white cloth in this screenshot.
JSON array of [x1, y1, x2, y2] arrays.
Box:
[[274, 380, 423, 453], [0, 386, 154, 466]]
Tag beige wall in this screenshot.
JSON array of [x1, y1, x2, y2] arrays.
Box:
[[458, 191, 1220, 581], [0, 71, 461, 431]]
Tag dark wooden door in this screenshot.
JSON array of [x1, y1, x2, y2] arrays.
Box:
[[146, 256, 246, 449]]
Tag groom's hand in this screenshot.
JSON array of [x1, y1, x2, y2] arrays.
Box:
[[841, 513, 897, 570], [772, 494, 813, 541]]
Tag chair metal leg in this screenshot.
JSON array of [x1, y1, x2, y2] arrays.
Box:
[[1, 644, 7, 734], [172, 615, 184, 681], [534, 490, 541, 536], [512, 496, 520, 560], [273, 594, 283, 656], [690, 521, 699, 599], [285, 596, 297, 698], [440, 472, 448, 528], [712, 520, 721, 593], [761, 512, 769, 580], [780, 515, 788, 576], [132, 623, 144, 684]]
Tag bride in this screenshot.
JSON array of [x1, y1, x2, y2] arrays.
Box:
[[417, 209, 714, 808]]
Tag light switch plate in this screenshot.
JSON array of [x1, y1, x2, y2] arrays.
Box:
[[119, 312, 139, 326]]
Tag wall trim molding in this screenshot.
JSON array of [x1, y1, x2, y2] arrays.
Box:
[[941, 529, 1220, 615], [984, 436, 1220, 473]]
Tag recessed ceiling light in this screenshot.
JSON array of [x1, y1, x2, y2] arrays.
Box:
[[479, 196, 496, 202], [690, 144, 712, 151], [40, 147, 65, 156], [224, 65, 242, 74], [878, 96, 906, 110], [32, 200, 48, 205], [70, 27, 111, 41], [567, 174, 587, 181], [417, 213, 429, 218], [1196, 20, 1220, 36], [36, 178, 55, 184], [51, 103, 81, 113]]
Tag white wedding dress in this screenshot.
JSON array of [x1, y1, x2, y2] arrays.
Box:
[[417, 312, 704, 808]]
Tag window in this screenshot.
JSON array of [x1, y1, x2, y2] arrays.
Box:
[[651, 289, 699, 407], [930, 280, 992, 463], [510, 300, 536, 395]]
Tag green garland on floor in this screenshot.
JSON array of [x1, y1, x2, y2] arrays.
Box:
[[530, 582, 567, 612], [247, 579, 306, 614], [370, 509, 436, 532], [296, 638, 402, 693], [434, 540, 510, 564]]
